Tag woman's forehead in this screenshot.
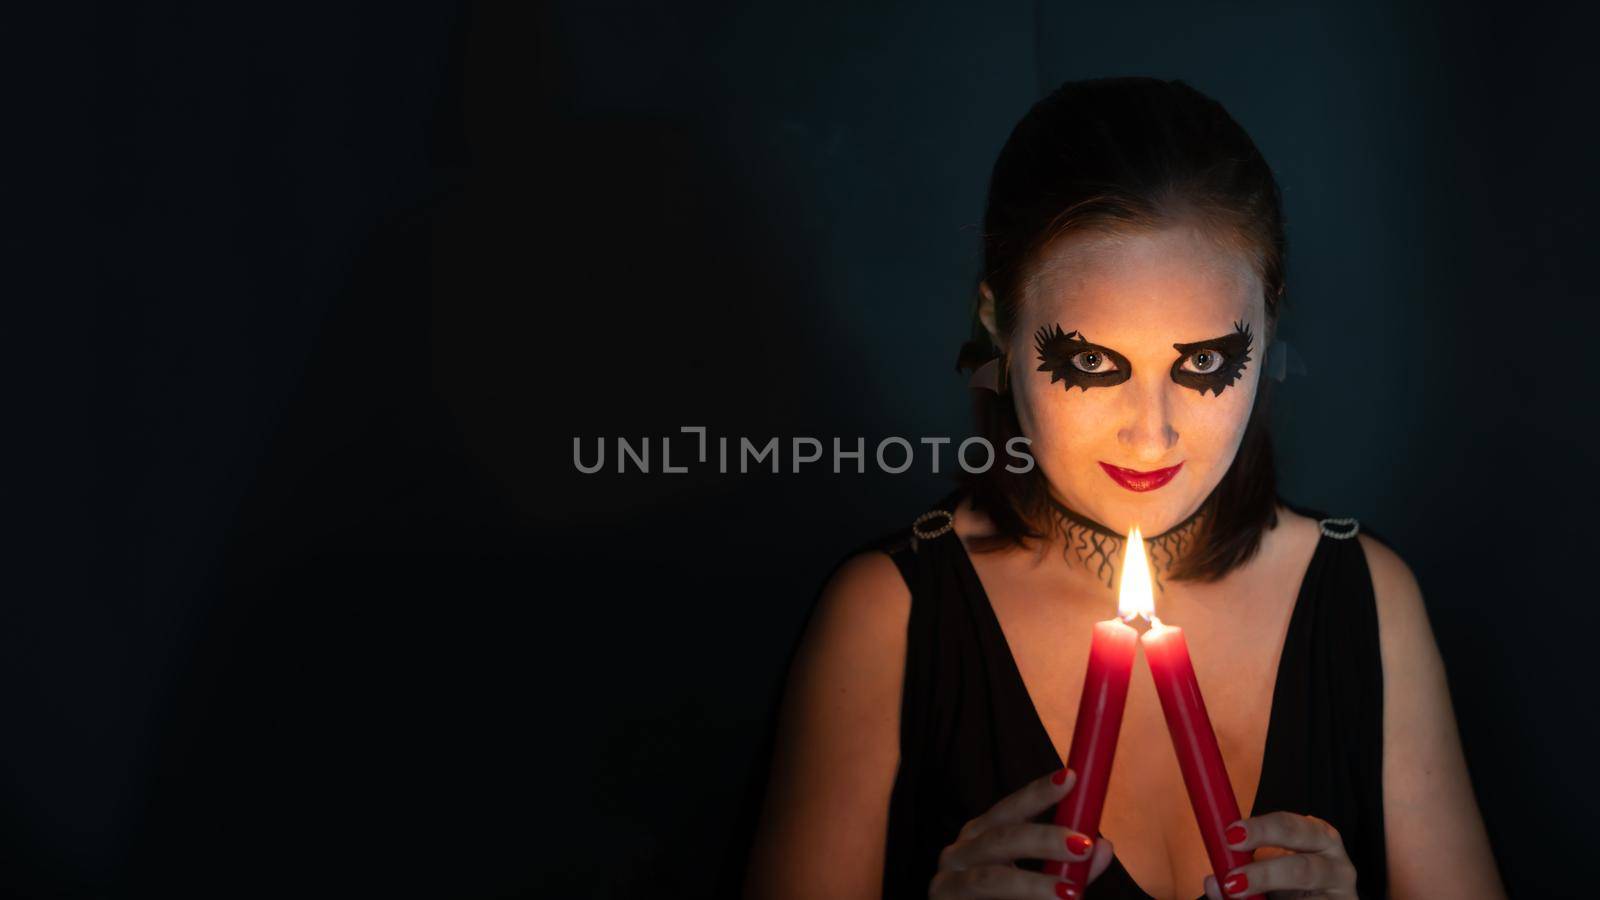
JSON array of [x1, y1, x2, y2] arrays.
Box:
[[1023, 226, 1262, 340]]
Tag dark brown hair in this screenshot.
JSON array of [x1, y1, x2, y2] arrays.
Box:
[[955, 76, 1287, 582]]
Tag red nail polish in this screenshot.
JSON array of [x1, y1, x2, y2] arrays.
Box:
[[1051, 767, 1070, 785], [1225, 824, 1247, 845], [1055, 882, 1080, 899], [1065, 833, 1093, 856], [1223, 871, 1249, 895]]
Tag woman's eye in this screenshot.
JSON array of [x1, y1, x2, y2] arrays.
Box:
[[1181, 350, 1225, 375], [1072, 350, 1118, 373]]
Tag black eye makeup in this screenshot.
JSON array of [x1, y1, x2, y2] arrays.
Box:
[[1170, 320, 1254, 397], [1031, 319, 1256, 397], [1033, 323, 1132, 391]]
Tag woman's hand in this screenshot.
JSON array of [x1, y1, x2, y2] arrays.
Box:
[[1201, 812, 1358, 899], [930, 767, 1115, 900]]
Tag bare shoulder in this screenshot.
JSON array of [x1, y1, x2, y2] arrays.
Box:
[[1357, 531, 1418, 593], [782, 549, 912, 731], [744, 549, 911, 899], [1353, 536, 1507, 895], [810, 550, 912, 645], [1355, 532, 1434, 656], [781, 546, 911, 769]]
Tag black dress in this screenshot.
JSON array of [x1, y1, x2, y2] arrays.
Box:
[[870, 487, 1389, 900]]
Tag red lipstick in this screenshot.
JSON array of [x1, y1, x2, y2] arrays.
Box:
[[1099, 461, 1183, 492]]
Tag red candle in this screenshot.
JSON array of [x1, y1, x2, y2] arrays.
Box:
[[1141, 620, 1252, 884], [1046, 525, 1150, 892], [1045, 617, 1137, 889]]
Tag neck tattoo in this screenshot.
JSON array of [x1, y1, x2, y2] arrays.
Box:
[[1044, 496, 1207, 594]]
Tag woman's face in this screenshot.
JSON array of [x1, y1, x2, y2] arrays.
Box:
[[996, 224, 1268, 538]]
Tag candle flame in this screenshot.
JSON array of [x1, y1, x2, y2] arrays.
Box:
[[1116, 524, 1156, 622]]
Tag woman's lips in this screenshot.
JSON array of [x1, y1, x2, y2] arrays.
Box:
[[1099, 461, 1183, 492]]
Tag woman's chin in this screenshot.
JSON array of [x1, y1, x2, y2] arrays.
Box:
[[1090, 494, 1202, 537]]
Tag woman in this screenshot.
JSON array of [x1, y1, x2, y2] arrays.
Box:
[[743, 77, 1503, 900]]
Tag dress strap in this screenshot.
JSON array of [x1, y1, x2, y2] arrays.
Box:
[[866, 487, 963, 589], [1255, 504, 1387, 899]]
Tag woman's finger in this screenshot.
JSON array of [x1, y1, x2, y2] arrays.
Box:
[[958, 768, 1077, 841], [1218, 851, 1355, 897], [929, 863, 1092, 899], [939, 822, 1094, 871], [1224, 811, 1342, 853], [1202, 873, 1225, 900]]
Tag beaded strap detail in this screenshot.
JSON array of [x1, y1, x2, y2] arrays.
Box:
[[909, 508, 955, 551], [1318, 517, 1360, 540]]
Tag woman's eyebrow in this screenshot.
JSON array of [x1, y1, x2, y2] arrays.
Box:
[[1035, 324, 1113, 352], [1171, 322, 1252, 353]]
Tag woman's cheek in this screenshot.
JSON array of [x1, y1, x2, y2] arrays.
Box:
[[1179, 387, 1254, 471], [1018, 387, 1103, 464], [1206, 380, 1256, 443]]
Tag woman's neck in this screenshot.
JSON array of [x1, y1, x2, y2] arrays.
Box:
[[1042, 494, 1208, 597]]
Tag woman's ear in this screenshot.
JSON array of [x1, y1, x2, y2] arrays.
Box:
[[977, 281, 1003, 347]]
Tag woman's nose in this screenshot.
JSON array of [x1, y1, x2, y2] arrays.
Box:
[[1116, 379, 1179, 461]]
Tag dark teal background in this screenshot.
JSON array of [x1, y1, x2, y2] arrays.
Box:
[[54, 0, 1596, 895]]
